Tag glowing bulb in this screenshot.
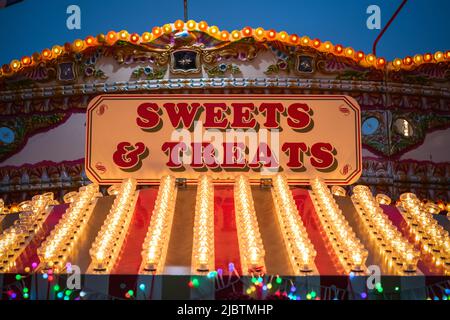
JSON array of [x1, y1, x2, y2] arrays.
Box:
[[198, 21, 208, 31], [209, 26, 219, 35], [186, 20, 196, 30], [142, 32, 152, 42], [174, 20, 184, 30]]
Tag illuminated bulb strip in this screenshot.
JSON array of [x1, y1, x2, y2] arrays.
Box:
[[141, 176, 177, 273], [310, 178, 367, 273], [234, 175, 265, 274], [0, 193, 54, 272], [352, 186, 419, 273], [89, 178, 137, 273], [272, 175, 316, 274], [191, 175, 215, 273], [399, 193, 450, 270], [38, 184, 100, 271]]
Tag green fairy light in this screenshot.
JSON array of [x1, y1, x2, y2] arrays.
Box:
[[23, 287, 29, 293], [65, 289, 72, 296], [127, 289, 134, 296], [276, 277, 282, 284], [311, 291, 317, 298], [53, 285, 60, 291], [15, 274, 21, 281], [192, 278, 200, 288]]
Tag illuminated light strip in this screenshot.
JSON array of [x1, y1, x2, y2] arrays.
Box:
[[399, 193, 450, 272], [140, 175, 177, 274], [0, 193, 54, 272], [234, 175, 265, 275], [191, 175, 215, 273], [2, 21, 447, 78], [89, 178, 137, 273], [38, 184, 101, 272], [351, 186, 419, 274], [310, 178, 367, 273], [272, 175, 317, 274]]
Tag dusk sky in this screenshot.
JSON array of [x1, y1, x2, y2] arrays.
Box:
[[0, 0, 449, 64]]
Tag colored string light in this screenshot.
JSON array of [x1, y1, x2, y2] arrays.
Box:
[[272, 174, 316, 273], [2, 20, 446, 78], [234, 175, 265, 275], [89, 178, 137, 272], [310, 178, 368, 273], [192, 175, 215, 273], [38, 183, 100, 272], [352, 185, 419, 274], [141, 176, 177, 273], [399, 193, 450, 273]]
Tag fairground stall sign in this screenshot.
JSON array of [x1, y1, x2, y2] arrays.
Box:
[[85, 94, 362, 184]]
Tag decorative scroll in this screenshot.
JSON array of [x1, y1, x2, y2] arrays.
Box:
[[0, 113, 69, 162]]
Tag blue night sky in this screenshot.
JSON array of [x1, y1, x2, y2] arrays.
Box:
[[0, 0, 449, 65]]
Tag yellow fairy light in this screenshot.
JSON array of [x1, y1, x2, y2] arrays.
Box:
[[278, 31, 288, 41], [366, 54, 375, 65], [234, 175, 265, 274], [352, 186, 419, 274], [198, 21, 208, 31], [231, 30, 241, 40], [399, 193, 450, 271], [413, 54, 423, 64], [208, 26, 219, 36], [0, 193, 54, 272], [141, 176, 177, 273], [310, 178, 367, 273], [345, 47, 354, 57], [301, 36, 310, 46], [393, 58, 402, 68], [141, 32, 152, 42], [162, 24, 172, 34], [272, 175, 316, 273], [119, 30, 129, 40], [38, 184, 100, 271], [434, 51, 444, 61], [255, 27, 265, 39], [89, 178, 137, 273], [10, 60, 21, 71], [73, 39, 84, 51], [192, 176, 214, 273], [323, 41, 332, 51], [186, 20, 197, 30], [52, 45, 63, 56]]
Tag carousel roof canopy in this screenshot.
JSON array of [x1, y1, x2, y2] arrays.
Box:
[[1, 19, 449, 79]]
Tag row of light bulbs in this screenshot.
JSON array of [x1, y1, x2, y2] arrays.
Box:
[[234, 175, 265, 274], [38, 183, 101, 272], [0, 193, 54, 272], [192, 175, 215, 273], [141, 176, 177, 273], [310, 178, 368, 273], [89, 178, 137, 272], [272, 175, 316, 274], [352, 186, 419, 274], [399, 193, 450, 273], [5, 18, 450, 77]]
